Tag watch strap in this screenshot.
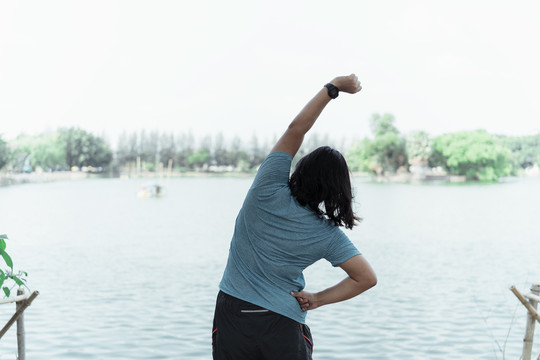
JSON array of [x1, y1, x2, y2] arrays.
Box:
[[324, 83, 340, 99]]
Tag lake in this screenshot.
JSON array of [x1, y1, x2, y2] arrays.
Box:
[[1, 176, 539, 359]]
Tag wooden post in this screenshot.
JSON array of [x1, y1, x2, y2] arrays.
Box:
[[511, 286, 540, 324], [16, 289, 26, 360], [522, 284, 540, 360], [0, 291, 39, 340]]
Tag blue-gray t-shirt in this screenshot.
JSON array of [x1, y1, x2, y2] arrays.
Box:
[[219, 152, 360, 324]]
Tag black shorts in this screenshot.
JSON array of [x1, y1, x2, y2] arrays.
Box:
[[212, 291, 313, 360]]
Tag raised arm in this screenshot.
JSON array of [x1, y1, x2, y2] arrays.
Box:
[[270, 74, 362, 157]]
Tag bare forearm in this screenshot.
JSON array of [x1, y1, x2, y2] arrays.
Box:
[[287, 88, 331, 136], [290, 255, 376, 311], [316, 276, 375, 307]]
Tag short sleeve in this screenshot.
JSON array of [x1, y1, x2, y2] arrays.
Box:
[[251, 152, 293, 190], [324, 230, 361, 267]]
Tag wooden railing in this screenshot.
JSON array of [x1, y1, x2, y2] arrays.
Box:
[[0, 289, 39, 360], [511, 283, 540, 360]]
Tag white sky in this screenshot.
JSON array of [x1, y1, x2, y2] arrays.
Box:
[[1, 0, 539, 146]]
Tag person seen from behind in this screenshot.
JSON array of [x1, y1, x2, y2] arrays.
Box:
[[212, 74, 377, 359]]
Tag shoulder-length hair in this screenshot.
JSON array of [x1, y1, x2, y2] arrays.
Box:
[[289, 146, 360, 229]]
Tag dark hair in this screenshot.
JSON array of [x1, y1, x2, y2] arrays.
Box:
[[289, 146, 360, 229]]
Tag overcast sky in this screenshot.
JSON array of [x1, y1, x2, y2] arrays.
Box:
[[1, 0, 539, 146]]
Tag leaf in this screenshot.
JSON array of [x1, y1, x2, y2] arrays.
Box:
[[0, 238, 5, 251], [0, 249, 13, 269], [0, 273, 4, 288], [3, 286, 10, 297], [12, 276, 24, 286], [0, 234, 8, 240]]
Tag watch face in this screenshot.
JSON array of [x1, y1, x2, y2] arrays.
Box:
[[329, 87, 338, 98], [326, 84, 339, 98]]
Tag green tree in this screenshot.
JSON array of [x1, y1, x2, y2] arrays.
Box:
[[227, 136, 250, 169], [430, 130, 511, 181], [406, 130, 432, 164], [59, 127, 112, 169], [370, 113, 399, 137], [86, 135, 113, 169], [159, 133, 177, 169], [0, 136, 9, 170], [248, 134, 267, 169], [200, 135, 212, 155], [139, 130, 160, 165], [346, 137, 376, 173], [348, 113, 407, 175], [497, 133, 540, 171], [213, 132, 228, 167], [28, 133, 66, 170], [371, 132, 407, 173], [116, 131, 138, 166], [176, 132, 194, 169], [9, 135, 34, 172], [188, 149, 210, 169], [138, 130, 160, 171]]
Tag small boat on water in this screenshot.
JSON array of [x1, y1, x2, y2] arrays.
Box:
[[137, 184, 163, 198]]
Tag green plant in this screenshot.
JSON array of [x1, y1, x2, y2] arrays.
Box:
[[0, 234, 28, 297], [430, 130, 512, 181]]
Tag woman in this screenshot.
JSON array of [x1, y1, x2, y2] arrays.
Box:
[[213, 74, 377, 360]]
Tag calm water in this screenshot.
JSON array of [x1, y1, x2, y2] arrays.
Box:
[[0, 176, 539, 359]]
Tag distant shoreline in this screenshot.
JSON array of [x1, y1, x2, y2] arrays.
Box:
[[0, 170, 255, 187], [0, 171, 90, 187], [1, 170, 538, 188]]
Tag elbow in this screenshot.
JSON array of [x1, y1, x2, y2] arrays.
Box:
[[352, 273, 377, 293], [369, 274, 378, 288], [287, 122, 308, 137], [364, 272, 377, 290]]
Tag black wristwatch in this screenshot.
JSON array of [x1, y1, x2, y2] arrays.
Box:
[[324, 83, 340, 99]]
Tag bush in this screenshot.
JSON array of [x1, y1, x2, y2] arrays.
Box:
[[0, 234, 29, 297]]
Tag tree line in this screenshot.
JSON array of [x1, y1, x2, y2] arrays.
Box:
[[1, 115, 539, 181], [346, 114, 540, 181], [0, 128, 113, 173], [115, 130, 276, 173], [0, 128, 277, 174]]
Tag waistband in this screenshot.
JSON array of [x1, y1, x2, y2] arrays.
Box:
[[217, 290, 271, 313]]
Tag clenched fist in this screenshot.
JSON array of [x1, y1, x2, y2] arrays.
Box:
[[330, 74, 362, 94]]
